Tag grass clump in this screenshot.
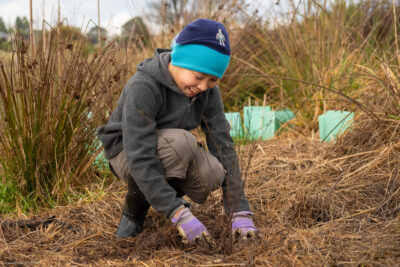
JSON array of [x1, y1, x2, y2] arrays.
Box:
[[0, 30, 127, 213]]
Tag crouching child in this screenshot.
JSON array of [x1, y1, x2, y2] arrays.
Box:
[[98, 18, 259, 244]]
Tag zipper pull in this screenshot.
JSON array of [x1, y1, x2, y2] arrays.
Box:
[[188, 96, 197, 112]]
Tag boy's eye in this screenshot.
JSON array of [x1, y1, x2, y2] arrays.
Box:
[[196, 76, 204, 80]]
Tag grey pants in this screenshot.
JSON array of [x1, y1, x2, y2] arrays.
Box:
[[109, 129, 226, 204]]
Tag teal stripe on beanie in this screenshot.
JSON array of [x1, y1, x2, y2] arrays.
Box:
[[171, 44, 230, 78]]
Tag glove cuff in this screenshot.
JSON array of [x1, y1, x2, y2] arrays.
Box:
[[232, 218, 256, 229], [232, 211, 253, 219], [170, 205, 185, 219], [171, 207, 194, 226]]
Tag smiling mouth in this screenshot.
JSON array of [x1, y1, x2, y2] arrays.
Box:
[[188, 88, 198, 95]]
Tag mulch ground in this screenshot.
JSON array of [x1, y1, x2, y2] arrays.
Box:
[[1, 130, 399, 266]]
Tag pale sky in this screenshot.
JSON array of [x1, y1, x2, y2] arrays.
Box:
[[0, 0, 146, 36], [0, 0, 295, 36]]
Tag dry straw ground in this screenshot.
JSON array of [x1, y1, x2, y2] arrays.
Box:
[[1, 110, 400, 266]]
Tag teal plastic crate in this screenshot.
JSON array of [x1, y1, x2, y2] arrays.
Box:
[[275, 109, 295, 131], [244, 110, 275, 140], [94, 145, 107, 168], [319, 110, 354, 142], [244, 106, 271, 136], [87, 112, 108, 168], [224, 112, 243, 138]]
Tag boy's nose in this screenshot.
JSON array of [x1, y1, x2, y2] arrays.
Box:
[[197, 81, 208, 91]]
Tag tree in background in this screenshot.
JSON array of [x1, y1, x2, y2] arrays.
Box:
[[58, 24, 85, 41], [15, 16, 30, 38], [145, 0, 245, 44], [87, 26, 107, 44], [0, 17, 7, 33], [147, 0, 245, 29], [146, 0, 189, 30], [121, 16, 150, 48], [0, 16, 11, 51], [33, 24, 95, 55], [58, 24, 96, 55]]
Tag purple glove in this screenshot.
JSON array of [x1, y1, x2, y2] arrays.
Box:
[[232, 211, 259, 240], [171, 208, 210, 244]]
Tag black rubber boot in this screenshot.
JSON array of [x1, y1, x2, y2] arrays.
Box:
[[116, 175, 150, 238]]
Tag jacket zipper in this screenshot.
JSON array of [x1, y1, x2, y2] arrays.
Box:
[[177, 96, 197, 128]]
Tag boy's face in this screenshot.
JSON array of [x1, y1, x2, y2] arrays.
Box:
[[169, 64, 219, 97]]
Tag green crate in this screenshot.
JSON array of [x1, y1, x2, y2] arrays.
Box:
[[244, 109, 275, 140], [275, 109, 295, 131], [224, 112, 243, 138], [244, 106, 271, 136], [319, 110, 354, 142]]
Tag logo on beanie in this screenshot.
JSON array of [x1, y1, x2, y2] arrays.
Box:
[[216, 28, 226, 47]]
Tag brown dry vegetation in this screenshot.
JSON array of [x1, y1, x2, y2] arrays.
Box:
[[1, 112, 399, 266]]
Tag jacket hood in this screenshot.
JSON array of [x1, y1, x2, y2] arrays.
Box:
[[137, 48, 184, 95]]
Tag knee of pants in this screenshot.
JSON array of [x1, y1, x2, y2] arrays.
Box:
[[188, 168, 225, 204], [108, 150, 130, 183], [197, 160, 226, 193], [183, 155, 226, 205], [157, 129, 198, 178]]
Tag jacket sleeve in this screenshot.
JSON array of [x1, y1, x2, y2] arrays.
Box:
[[122, 79, 185, 218], [201, 87, 251, 214]]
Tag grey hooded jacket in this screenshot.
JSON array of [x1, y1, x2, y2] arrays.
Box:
[[98, 49, 250, 218]]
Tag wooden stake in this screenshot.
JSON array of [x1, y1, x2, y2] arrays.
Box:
[[97, 0, 101, 48], [161, 0, 165, 46], [262, 93, 266, 112], [57, 0, 61, 80], [393, 0, 400, 67], [29, 0, 35, 58], [42, 0, 46, 55], [280, 79, 283, 106]]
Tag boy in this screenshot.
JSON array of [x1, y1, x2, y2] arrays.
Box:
[[98, 18, 258, 244]]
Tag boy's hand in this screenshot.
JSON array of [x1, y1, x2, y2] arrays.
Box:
[[171, 208, 210, 244], [231, 211, 259, 241]]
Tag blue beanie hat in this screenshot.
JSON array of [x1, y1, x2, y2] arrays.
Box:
[[171, 19, 230, 78]]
